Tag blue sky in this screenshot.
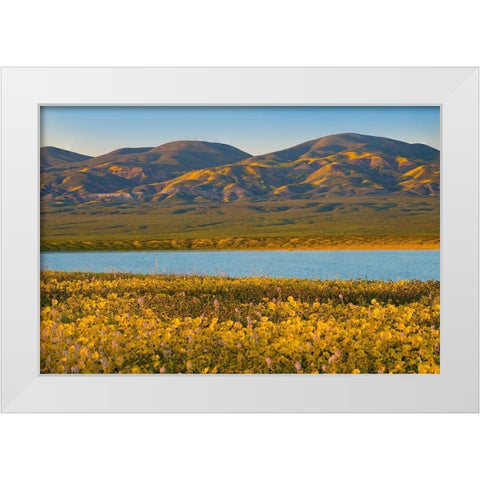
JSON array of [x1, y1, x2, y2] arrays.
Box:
[[41, 106, 440, 157]]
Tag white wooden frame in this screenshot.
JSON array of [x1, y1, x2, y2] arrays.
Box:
[[1, 67, 478, 412]]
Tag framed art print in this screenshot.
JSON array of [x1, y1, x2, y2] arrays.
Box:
[[1, 67, 478, 412]]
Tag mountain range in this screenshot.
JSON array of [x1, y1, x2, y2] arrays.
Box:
[[41, 133, 440, 206]]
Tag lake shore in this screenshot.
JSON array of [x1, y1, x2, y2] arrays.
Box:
[[41, 234, 439, 252]]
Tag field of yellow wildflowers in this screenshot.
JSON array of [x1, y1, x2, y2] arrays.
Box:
[[40, 271, 440, 374]]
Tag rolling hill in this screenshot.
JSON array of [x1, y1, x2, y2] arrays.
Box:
[[41, 140, 252, 204], [40, 146, 93, 167], [154, 133, 440, 202]]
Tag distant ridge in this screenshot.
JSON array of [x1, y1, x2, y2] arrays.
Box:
[[250, 133, 439, 164], [40, 146, 93, 167], [41, 134, 439, 205]]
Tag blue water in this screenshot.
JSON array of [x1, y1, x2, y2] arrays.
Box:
[[40, 250, 439, 281]]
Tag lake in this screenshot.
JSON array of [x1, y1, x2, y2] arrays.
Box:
[[40, 250, 440, 281]]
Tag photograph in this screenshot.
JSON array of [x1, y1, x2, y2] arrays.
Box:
[[40, 105, 440, 374]]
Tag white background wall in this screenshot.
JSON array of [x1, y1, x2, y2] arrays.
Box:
[[1, 1, 478, 479]]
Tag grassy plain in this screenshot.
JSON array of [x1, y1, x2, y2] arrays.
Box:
[[41, 271, 440, 374], [41, 195, 440, 250]]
